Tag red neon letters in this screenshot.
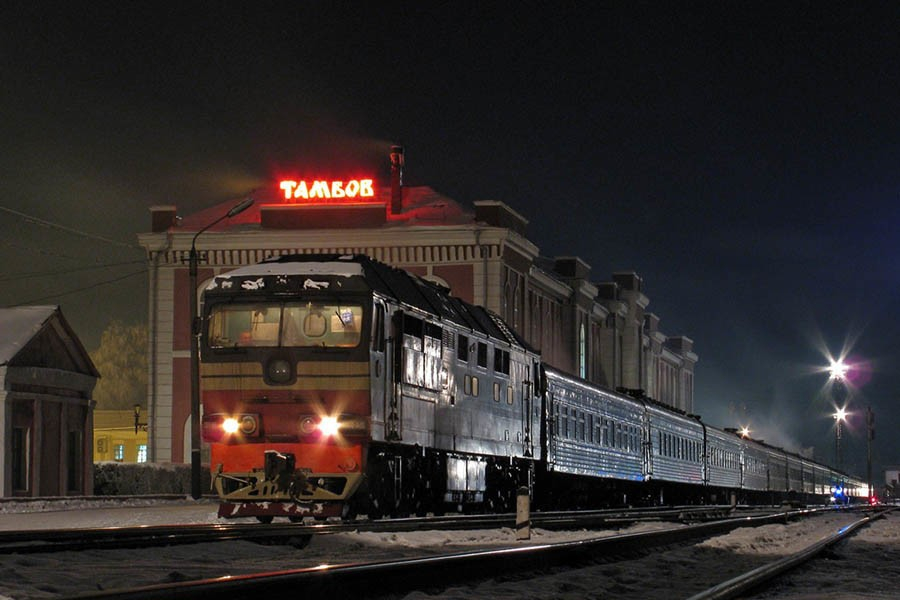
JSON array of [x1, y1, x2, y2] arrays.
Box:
[[279, 179, 375, 201]]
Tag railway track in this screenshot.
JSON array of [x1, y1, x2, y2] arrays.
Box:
[[52, 506, 869, 600], [0, 504, 786, 554], [686, 506, 896, 600]]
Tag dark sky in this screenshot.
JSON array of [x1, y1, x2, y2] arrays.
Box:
[[2, 3, 898, 481]]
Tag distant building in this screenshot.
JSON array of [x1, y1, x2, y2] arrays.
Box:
[[137, 148, 698, 464], [885, 465, 900, 499], [0, 306, 98, 496], [93, 409, 149, 463]]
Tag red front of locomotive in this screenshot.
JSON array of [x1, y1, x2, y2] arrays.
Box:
[[200, 261, 373, 521]]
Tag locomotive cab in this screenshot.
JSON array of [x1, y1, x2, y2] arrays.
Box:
[[200, 258, 375, 520]]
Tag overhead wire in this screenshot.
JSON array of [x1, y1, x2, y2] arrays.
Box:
[[0, 259, 148, 283], [6, 268, 148, 307], [0, 205, 142, 250], [0, 204, 150, 306]]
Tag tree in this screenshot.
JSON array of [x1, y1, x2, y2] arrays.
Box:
[[90, 321, 148, 410]]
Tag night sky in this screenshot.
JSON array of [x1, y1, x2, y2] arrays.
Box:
[[2, 3, 898, 481]]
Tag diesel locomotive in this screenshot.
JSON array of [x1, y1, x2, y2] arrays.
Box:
[[199, 254, 865, 522]]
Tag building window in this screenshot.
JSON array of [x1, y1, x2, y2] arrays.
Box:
[[579, 323, 586, 379], [67, 431, 82, 492], [114, 443, 125, 462], [11, 427, 29, 491], [137, 444, 148, 463]]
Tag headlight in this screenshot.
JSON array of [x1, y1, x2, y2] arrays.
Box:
[[298, 414, 369, 440], [203, 413, 260, 441], [318, 416, 340, 437]]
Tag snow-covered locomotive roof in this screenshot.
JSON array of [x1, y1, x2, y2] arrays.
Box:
[[205, 254, 531, 350], [211, 256, 364, 281]]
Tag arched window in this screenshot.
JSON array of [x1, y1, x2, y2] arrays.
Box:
[[579, 322, 586, 378]]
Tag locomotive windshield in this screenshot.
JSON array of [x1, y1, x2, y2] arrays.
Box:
[[208, 301, 364, 349]]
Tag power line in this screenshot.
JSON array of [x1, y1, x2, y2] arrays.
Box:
[[0, 205, 142, 250], [6, 268, 148, 307], [0, 238, 127, 264], [0, 259, 148, 283]]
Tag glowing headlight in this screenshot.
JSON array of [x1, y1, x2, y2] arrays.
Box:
[[318, 416, 340, 437], [222, 418, 239, 434]]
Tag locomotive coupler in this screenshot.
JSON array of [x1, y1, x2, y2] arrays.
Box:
[[264, 450, 297, 492]]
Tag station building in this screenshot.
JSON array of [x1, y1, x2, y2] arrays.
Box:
[[137, 148, 697, 464], [92, 409, 149, 463], [0, 306, 98, 496]]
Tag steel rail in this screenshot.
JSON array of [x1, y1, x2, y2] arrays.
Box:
[[0, 504, 795, 554], [62, 509, 820, 600], [684, 507, 895, 600]]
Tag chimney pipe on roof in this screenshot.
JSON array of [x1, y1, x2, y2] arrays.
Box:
[[390, 145, 404, 215]]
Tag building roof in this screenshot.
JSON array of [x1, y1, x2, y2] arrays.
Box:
[[173, 185, 474, 233], [0, 305, 59, 365], [0, 305, 99, 376]]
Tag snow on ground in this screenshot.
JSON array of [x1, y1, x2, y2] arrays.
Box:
[[0, 499, 897, 599]]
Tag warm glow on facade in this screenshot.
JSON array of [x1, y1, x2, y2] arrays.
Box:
[[279, 179, 375, 201]]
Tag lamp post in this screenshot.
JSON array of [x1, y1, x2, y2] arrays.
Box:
[[833, 406, 847, 473], [827, 358, 850, 475], [189, 197, 253, 499], [866, 405, 875, 499]]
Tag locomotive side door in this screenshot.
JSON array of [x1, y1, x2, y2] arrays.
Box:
[[520, 360, 537, 457], [370, 299, 389, 437]]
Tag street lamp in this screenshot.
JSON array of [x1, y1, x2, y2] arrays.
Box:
[[828, 358, 849, 381], [189, 197, 254, 499]]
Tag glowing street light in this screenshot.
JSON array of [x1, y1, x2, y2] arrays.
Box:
[[828, 358, 849, 381]]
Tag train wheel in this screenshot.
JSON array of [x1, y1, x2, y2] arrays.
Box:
[[256, 515, 274, 524]]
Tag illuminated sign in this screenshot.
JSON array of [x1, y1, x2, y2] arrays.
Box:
[[279, 179, 375, 202]]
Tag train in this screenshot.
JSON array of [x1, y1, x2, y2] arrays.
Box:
[[199, 254, 866, 522]]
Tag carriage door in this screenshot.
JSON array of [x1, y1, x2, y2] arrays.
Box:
[[643, 415, 653, 480]]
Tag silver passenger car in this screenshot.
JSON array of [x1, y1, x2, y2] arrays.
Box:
[[645, 404, 704, 486], [544, 368, 644, 482], [704, 426, 743, 490], [741, 439, 769, 492]]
